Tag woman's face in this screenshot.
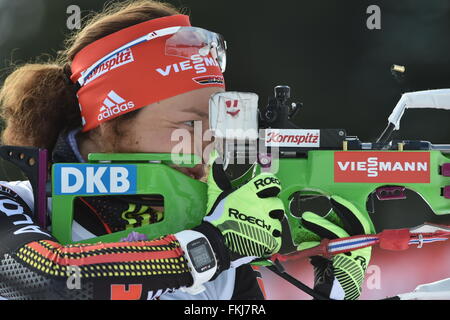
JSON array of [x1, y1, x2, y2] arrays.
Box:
[[108, 86, 224, 180]]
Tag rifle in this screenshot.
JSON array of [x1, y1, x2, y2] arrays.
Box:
[[1, 66, 450, 299]]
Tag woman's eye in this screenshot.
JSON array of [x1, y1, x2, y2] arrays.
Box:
[[183, 120, 195, 127]]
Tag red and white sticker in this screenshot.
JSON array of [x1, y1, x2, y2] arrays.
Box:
[[265, 129, 320, 148], [83, 48, 135, 85], [334, 152, 430, 183]]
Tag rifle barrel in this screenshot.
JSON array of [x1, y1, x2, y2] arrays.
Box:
[[432, 145, 450, 153]]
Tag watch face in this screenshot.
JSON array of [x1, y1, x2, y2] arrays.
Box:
[[187, 238, 216, 273]]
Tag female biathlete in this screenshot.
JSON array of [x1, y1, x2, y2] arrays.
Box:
[[0, 0, 372, 300]]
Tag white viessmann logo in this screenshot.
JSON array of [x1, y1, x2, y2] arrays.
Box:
[[98, 91, 135, 121], [156, 54, 219, 76], [334, 152, 430, 183], [337, 157, 428, 177], [265, 129, 320, 147]]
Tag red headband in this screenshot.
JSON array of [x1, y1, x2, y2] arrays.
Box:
[[71, 15, 225, 132]]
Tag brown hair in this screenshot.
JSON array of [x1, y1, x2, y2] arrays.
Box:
[[0, 0, 182, 154]]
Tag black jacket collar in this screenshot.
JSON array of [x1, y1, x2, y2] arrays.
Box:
[[52, 128, 85, 164]]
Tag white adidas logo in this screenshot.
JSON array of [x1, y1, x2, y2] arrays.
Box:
[[98, 91, 135, 121]]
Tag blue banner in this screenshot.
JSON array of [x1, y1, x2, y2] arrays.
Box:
[[53, 164, 137, 195]]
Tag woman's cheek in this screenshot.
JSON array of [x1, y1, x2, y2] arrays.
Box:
[[124, 130, 175, 153], [121, 127, 203, 155], [164, 126, 195, 155], [201, 120, 214, 158]]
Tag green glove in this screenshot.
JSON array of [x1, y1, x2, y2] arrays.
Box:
[[204, 153, 285, 267], [299, 195, 373, 300]]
